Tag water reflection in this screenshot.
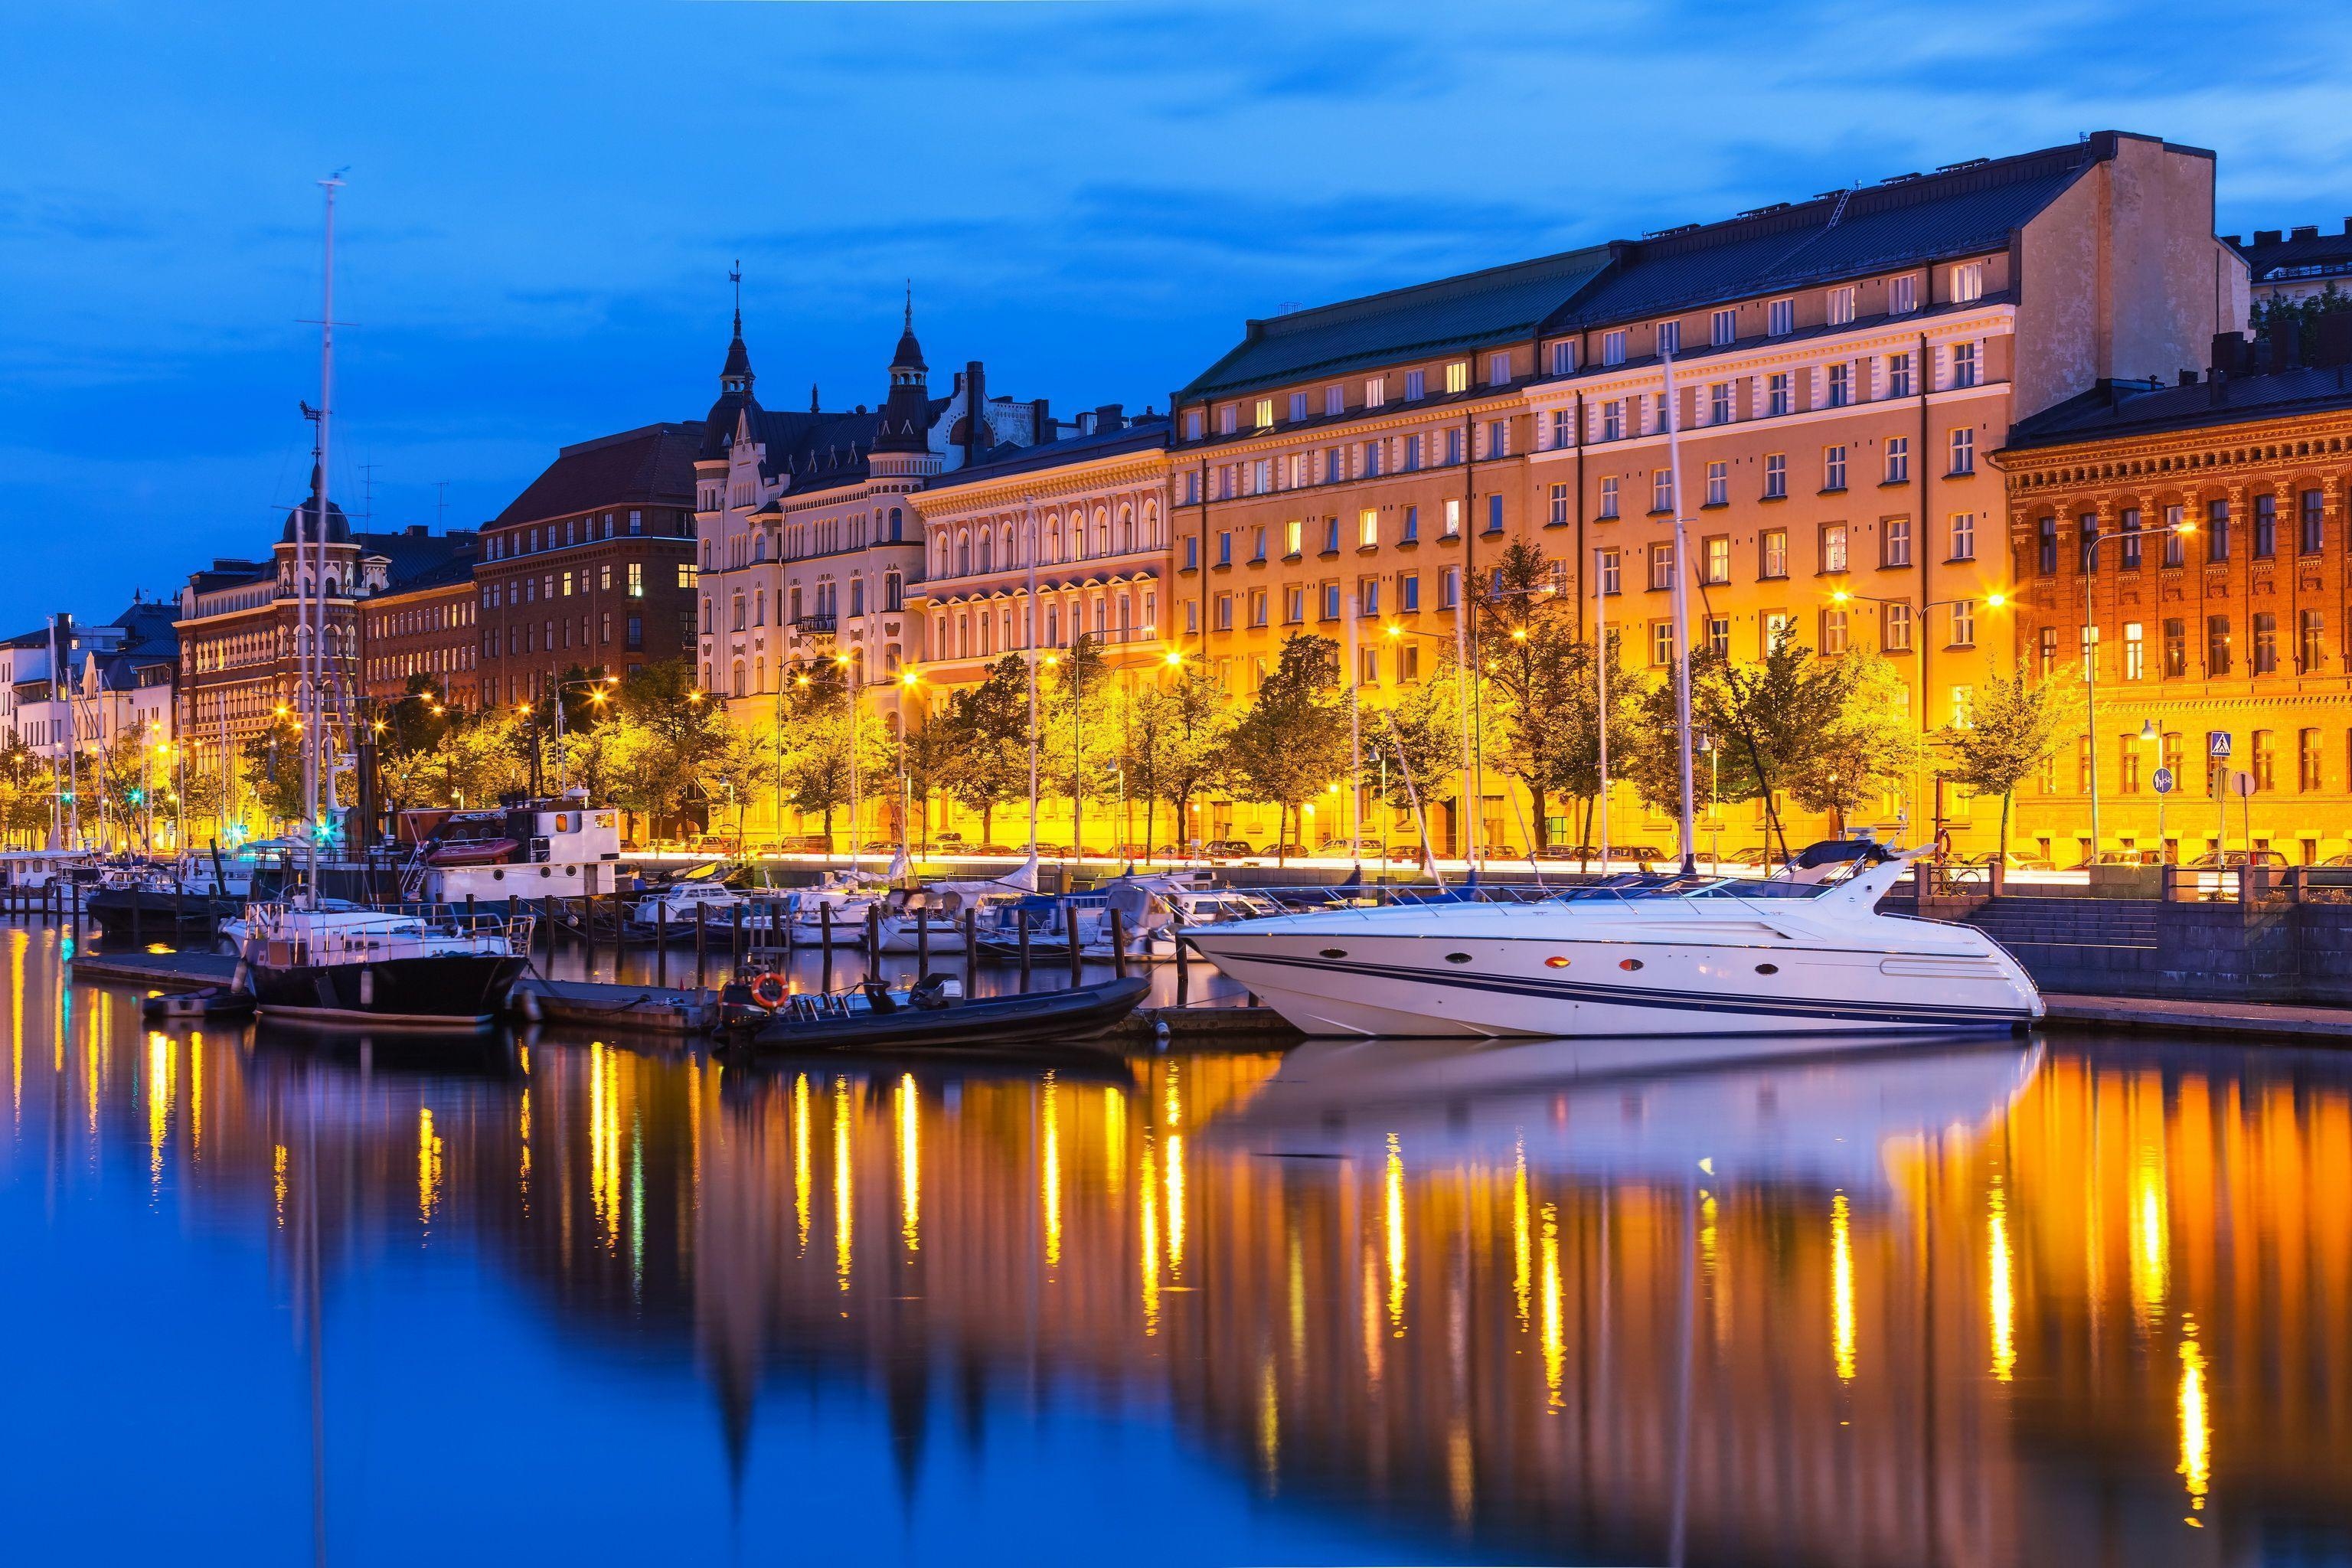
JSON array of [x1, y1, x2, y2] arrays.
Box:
[[5, 927, 2352, 1564]]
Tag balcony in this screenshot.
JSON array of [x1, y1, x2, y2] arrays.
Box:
[[792, 613, 838, 636]]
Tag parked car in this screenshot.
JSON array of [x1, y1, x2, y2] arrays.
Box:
[[2186, 849, 2289, 868], [929, 831, 967, 848], [1717, 847, 1775, 867], [858, 840, 901, 855], [2075, 849, 2162, 869], [1259, 841, 1311, 861], [1955, 850, 2055, 871], [1312, 838, 1383, 859], [1199, 838, 1256, 860], [769, 834, 831, 854]]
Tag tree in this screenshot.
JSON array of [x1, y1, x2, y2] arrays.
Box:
[[773, 660, 892, 852], [1372, 665, 1464, 854], [940, 653, 1031, 845], [897, 713, 962, 851], [0, 732, 51, 848], [1475, 539, 1594, 854], [1936, 668, 2082, 861], [2252, 283, 2352, 364], [611, 658, 728, 838], [1040, 634, 1112, 851], [1119, 664, 1233, 861], [1782, 652, 1923, 838], [1225, 634, 1349, 864], [240, 713, 309, 829], [701, 725, 777, 848]]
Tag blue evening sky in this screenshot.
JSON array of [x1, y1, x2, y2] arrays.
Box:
[[3, 0, 2347, 635]]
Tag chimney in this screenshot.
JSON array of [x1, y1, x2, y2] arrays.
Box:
[[2292, 224, 2319, 241], [2255, 228, 2284, 246], [963, 361, 985, 465], [2210, 330, 2249, 379], [1030, 398, 1051, 443], [2178, 368, 2200, 386], [2266, 318, 2301, 373], [407, 524, 428, 537], [1094, 403, 1125, 434], [1074, 411, 1096, 436], [2315, 312, 2352, 369]]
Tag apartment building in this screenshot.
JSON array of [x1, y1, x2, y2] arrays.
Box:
[[1524, 132, 2239, 847], [2230, 221, 2352, 312], [358, 538, 482, 709], [1996, 332, 2352, 864], [478, 424, 699, 708], [910, 406, 1173, 697]]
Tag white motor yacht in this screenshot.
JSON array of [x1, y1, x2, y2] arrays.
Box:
[[1183, 839, 2043, 1040]]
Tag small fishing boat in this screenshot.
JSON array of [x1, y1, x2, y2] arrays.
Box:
[[140, 985, 256, 1022], [731, 974, 1148, 1054]]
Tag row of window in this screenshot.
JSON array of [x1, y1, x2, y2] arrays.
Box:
[[1180, 421, 1511, 505], [1183, 498, 1508, 570], [488, 615, 646, 658], [702, 573, 908, 634], [2034, 610, 2338, 680], [1587, 432, 1976, 519], [2031, 492, 2329, 574], [933, 505, 1159, 578], [2053, 728, 2347, 797], [365, 645, 475, 681], [1199, 568, 1461, 634], [1191, 356, 1508, 440], [933, 591, 1158, 662], [712, 645, 904, 699], [487, 509, 686, 560], [369, 600, 475, 639], [482, 561, 669, 610], [1566, 348, 1979, 452]]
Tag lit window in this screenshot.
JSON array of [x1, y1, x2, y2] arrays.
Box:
[[1359, 508, 1378, 548], [1651, 620, 1677, 665], [1442, 498, 1462, 537], [1254, 397, 1274, 429], [1364, 377, 1387, 410], [1760, 528, 1788, 579], [1445, 361, 1468, 394], [1951, 262, 1985, 302], [1950, 599, 1976, 647], [1821, 523, 1848, 573], [1704, 535, 1730, 584]]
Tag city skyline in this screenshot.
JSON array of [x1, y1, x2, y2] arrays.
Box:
[[5, 0, 2350, 633]]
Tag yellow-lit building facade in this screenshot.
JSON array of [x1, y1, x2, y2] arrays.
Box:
[[1172, 129, 2243, 857], [1997, 350, 2352, 863]]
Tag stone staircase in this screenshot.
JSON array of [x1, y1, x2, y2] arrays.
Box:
[[1964, 896, 2161, 949]]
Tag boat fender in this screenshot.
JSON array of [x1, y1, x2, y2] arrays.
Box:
[[230, 959, 251, 996], [516, 985, 544, 1024], [1153, 1018, 1171, 1051], [359, 969, 374, 1007], [747, 972, 789, 1011]]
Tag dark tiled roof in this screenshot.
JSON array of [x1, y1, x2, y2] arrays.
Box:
[[929, 416, 1171, 490], [106, 601, 181, 656], [495, 423, 700, 527], [1180, 134, 2166, 407], [1180, 246, 1615, 403], [2001, 365, 2352, 450], [358, 532, 479, 596], [2231, 224, 2352, 284], [1541, 142, 2101, 332]]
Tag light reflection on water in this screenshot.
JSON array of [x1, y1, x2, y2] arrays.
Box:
[[4, 924, 2352, 1565]]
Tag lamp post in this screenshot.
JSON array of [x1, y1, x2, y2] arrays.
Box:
[[835, 652, 859, 871], [1828, 585, 2011, 842], [549, 673, 619, 795], [2141, 717, 2167, 861], [1383, 622, 1472, 864]]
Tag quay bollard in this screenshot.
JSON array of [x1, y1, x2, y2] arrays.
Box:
[[695, 902, 708, 990], [962, 907, 978, 996], [1107, 906, 1128, 980], [657, 903, 668, 986], [1018, 910, 1031, 993], [1067, 905, 1083, 986], [1173, 909, 1189, 1006]]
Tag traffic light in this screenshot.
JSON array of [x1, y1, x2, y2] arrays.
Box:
[[127, 788, 145, 804]]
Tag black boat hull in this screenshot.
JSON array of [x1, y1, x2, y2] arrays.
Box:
[[740, 975, 1148, 1053], [88, 888, 238, 935], [249, 952, 530, 1031]]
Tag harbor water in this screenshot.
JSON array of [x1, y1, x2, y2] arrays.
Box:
[[2, 919, 2347, 1564]]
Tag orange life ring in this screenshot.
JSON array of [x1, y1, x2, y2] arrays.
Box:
[[1933, 828, 1953, 858], [747, 972, 789, 1010]]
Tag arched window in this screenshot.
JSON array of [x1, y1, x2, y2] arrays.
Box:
[[1049, 517, 1063, 563], [753, 588, 765, 626], [753, 655, 765, 692], [998, 523, 1014, 567], [730, 661, 746, 698], [1119, 505, 1135, 552], [957, 530, 972, 576], [885, 571, 903, 612], [889, 506, 903, 542], [978, 531, 992, 572], [701, 597, 712, 633], [1046, 603, 1059, 646]]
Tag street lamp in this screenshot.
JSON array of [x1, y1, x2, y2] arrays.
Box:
[[1827, 585, 2012, 843], [549, 672, 619, 794]]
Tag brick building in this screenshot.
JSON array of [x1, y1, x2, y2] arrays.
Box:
[[477, 424, 700, 707], [1996, 333, 2352, 864], [358, 534, 483, 709]]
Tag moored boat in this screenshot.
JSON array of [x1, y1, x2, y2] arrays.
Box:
[[1184, 839, 2043, 1040], [730, 973, 1148, 1054]]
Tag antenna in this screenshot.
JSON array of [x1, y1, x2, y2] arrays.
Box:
[[730, 259, 742, 332], [359, 461, 380, 525], [435, 481, 449, 532]]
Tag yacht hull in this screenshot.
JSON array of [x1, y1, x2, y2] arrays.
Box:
[[250, 952, 530, 1031], [1185, 929, 2041, 1039]]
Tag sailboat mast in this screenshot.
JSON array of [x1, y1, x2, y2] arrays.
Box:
[[307, 175, 342, 894], [1661, 348, 1697, 874]]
